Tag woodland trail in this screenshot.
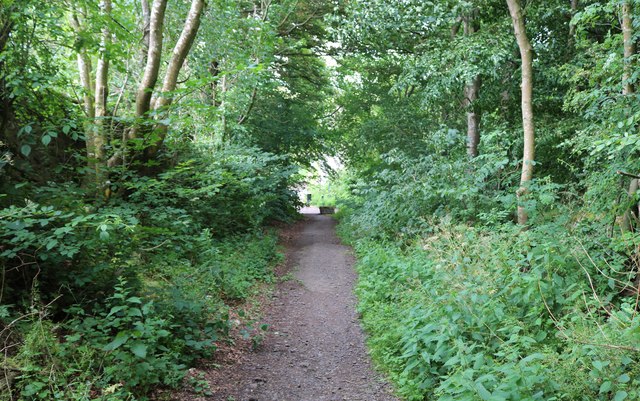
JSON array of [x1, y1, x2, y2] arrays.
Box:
[[190, 213, 398, 401]]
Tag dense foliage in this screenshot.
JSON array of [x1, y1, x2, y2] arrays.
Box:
[[0, 0, 330, 399], [1, 145, 295, 399], [327, 0, 640, 400], [5, 0, 640, 399]]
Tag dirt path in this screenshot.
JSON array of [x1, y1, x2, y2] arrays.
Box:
[[199, 214, 398, 401]]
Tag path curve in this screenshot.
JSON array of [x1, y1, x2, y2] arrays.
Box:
[[207, 214, 398, 401]]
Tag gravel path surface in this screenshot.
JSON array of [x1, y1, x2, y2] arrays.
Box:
[[201, 214, 398, 401]]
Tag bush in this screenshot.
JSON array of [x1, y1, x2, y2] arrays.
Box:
[[125, 144, 301, 237]]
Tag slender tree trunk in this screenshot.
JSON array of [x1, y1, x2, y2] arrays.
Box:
[[0, 12, 14, 137], [209, 60, 219, 106], [220, 74, 228, 140], [93, 0, 111, 180], [69, 11, 95, 122], [76, 53, 94, 120], [621, 1, 638, 232], [569, 0, 579, 38], [452, 14, 482, 158], [238, 86, 258, 125], [463, 16, 481, 158], [145, 0, 205, 159], [107, 0, 167, 169], [75, 50, 96, 166], [622, 1, 635, 96], [464, 76, 481, 157], [153, 0, 205, 112], [623, 179, 639, 231], [135, 0, 168, 122], [139, 0, 151, 70], [69, 12, 101, 183], [507, 0, 535, 226]]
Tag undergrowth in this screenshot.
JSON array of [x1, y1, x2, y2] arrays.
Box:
[[330, 157, 640, 401], [340, 220, 640, 400], [0, 144, 295, 400]]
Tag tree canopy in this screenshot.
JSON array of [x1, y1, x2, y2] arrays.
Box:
[[3, 0, 640, 399]]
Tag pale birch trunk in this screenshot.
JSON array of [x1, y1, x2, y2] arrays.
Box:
[[507, 0, 535, 226], [145, 0, 205, 158], [464, 76, 481, 157], [463, 15, 481, 158], [135, 0, 168, 122], [93, 0, 111, 181], [621, 1, 638, 232], [107, 0, 167, 168], [69, 14, 96, 165]]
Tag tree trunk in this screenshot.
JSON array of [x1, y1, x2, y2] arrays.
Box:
[[569, 0, 579, 38], [464, 76, 481, 157], [69, 12, 94, 122], [76, 53, 94, 120], [145, 0, 205, 159], [463, 16, 481, 158], [621, 1, 638, 232], [238, 86, 258, 125], [107, 0, 167, 168], [622, 1, 634, 96], [220, 74, 228, 140], [75, 50, 96, 168], [135, 0, 168, 121], [622, 179, 639, 232], [69, 12, 100, 183], [93, 0, 111, 180], [507, 0, 535, 226], [139, 0, 151, 68], [209, 60, 219, 106], [0, 9, 16, 160]]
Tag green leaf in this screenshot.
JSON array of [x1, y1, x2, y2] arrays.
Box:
[[599, 381, 612, 393], [21, 144, 31, 157], [65, 333, 82, 343], [475, 383, 492, 400], [617, 374, 630, 384], [45, 239, 58, 250], [126, 297, 142, 304], [130, 342, 148, 358], [126, 307, 142, 317], [62, 125, 71, 134], [614, 391, 628, 401], [103, 332, 129, 351], [41, 134, 51, 145], [107, 305, 127, 317], [593, 360, 606, 371]]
